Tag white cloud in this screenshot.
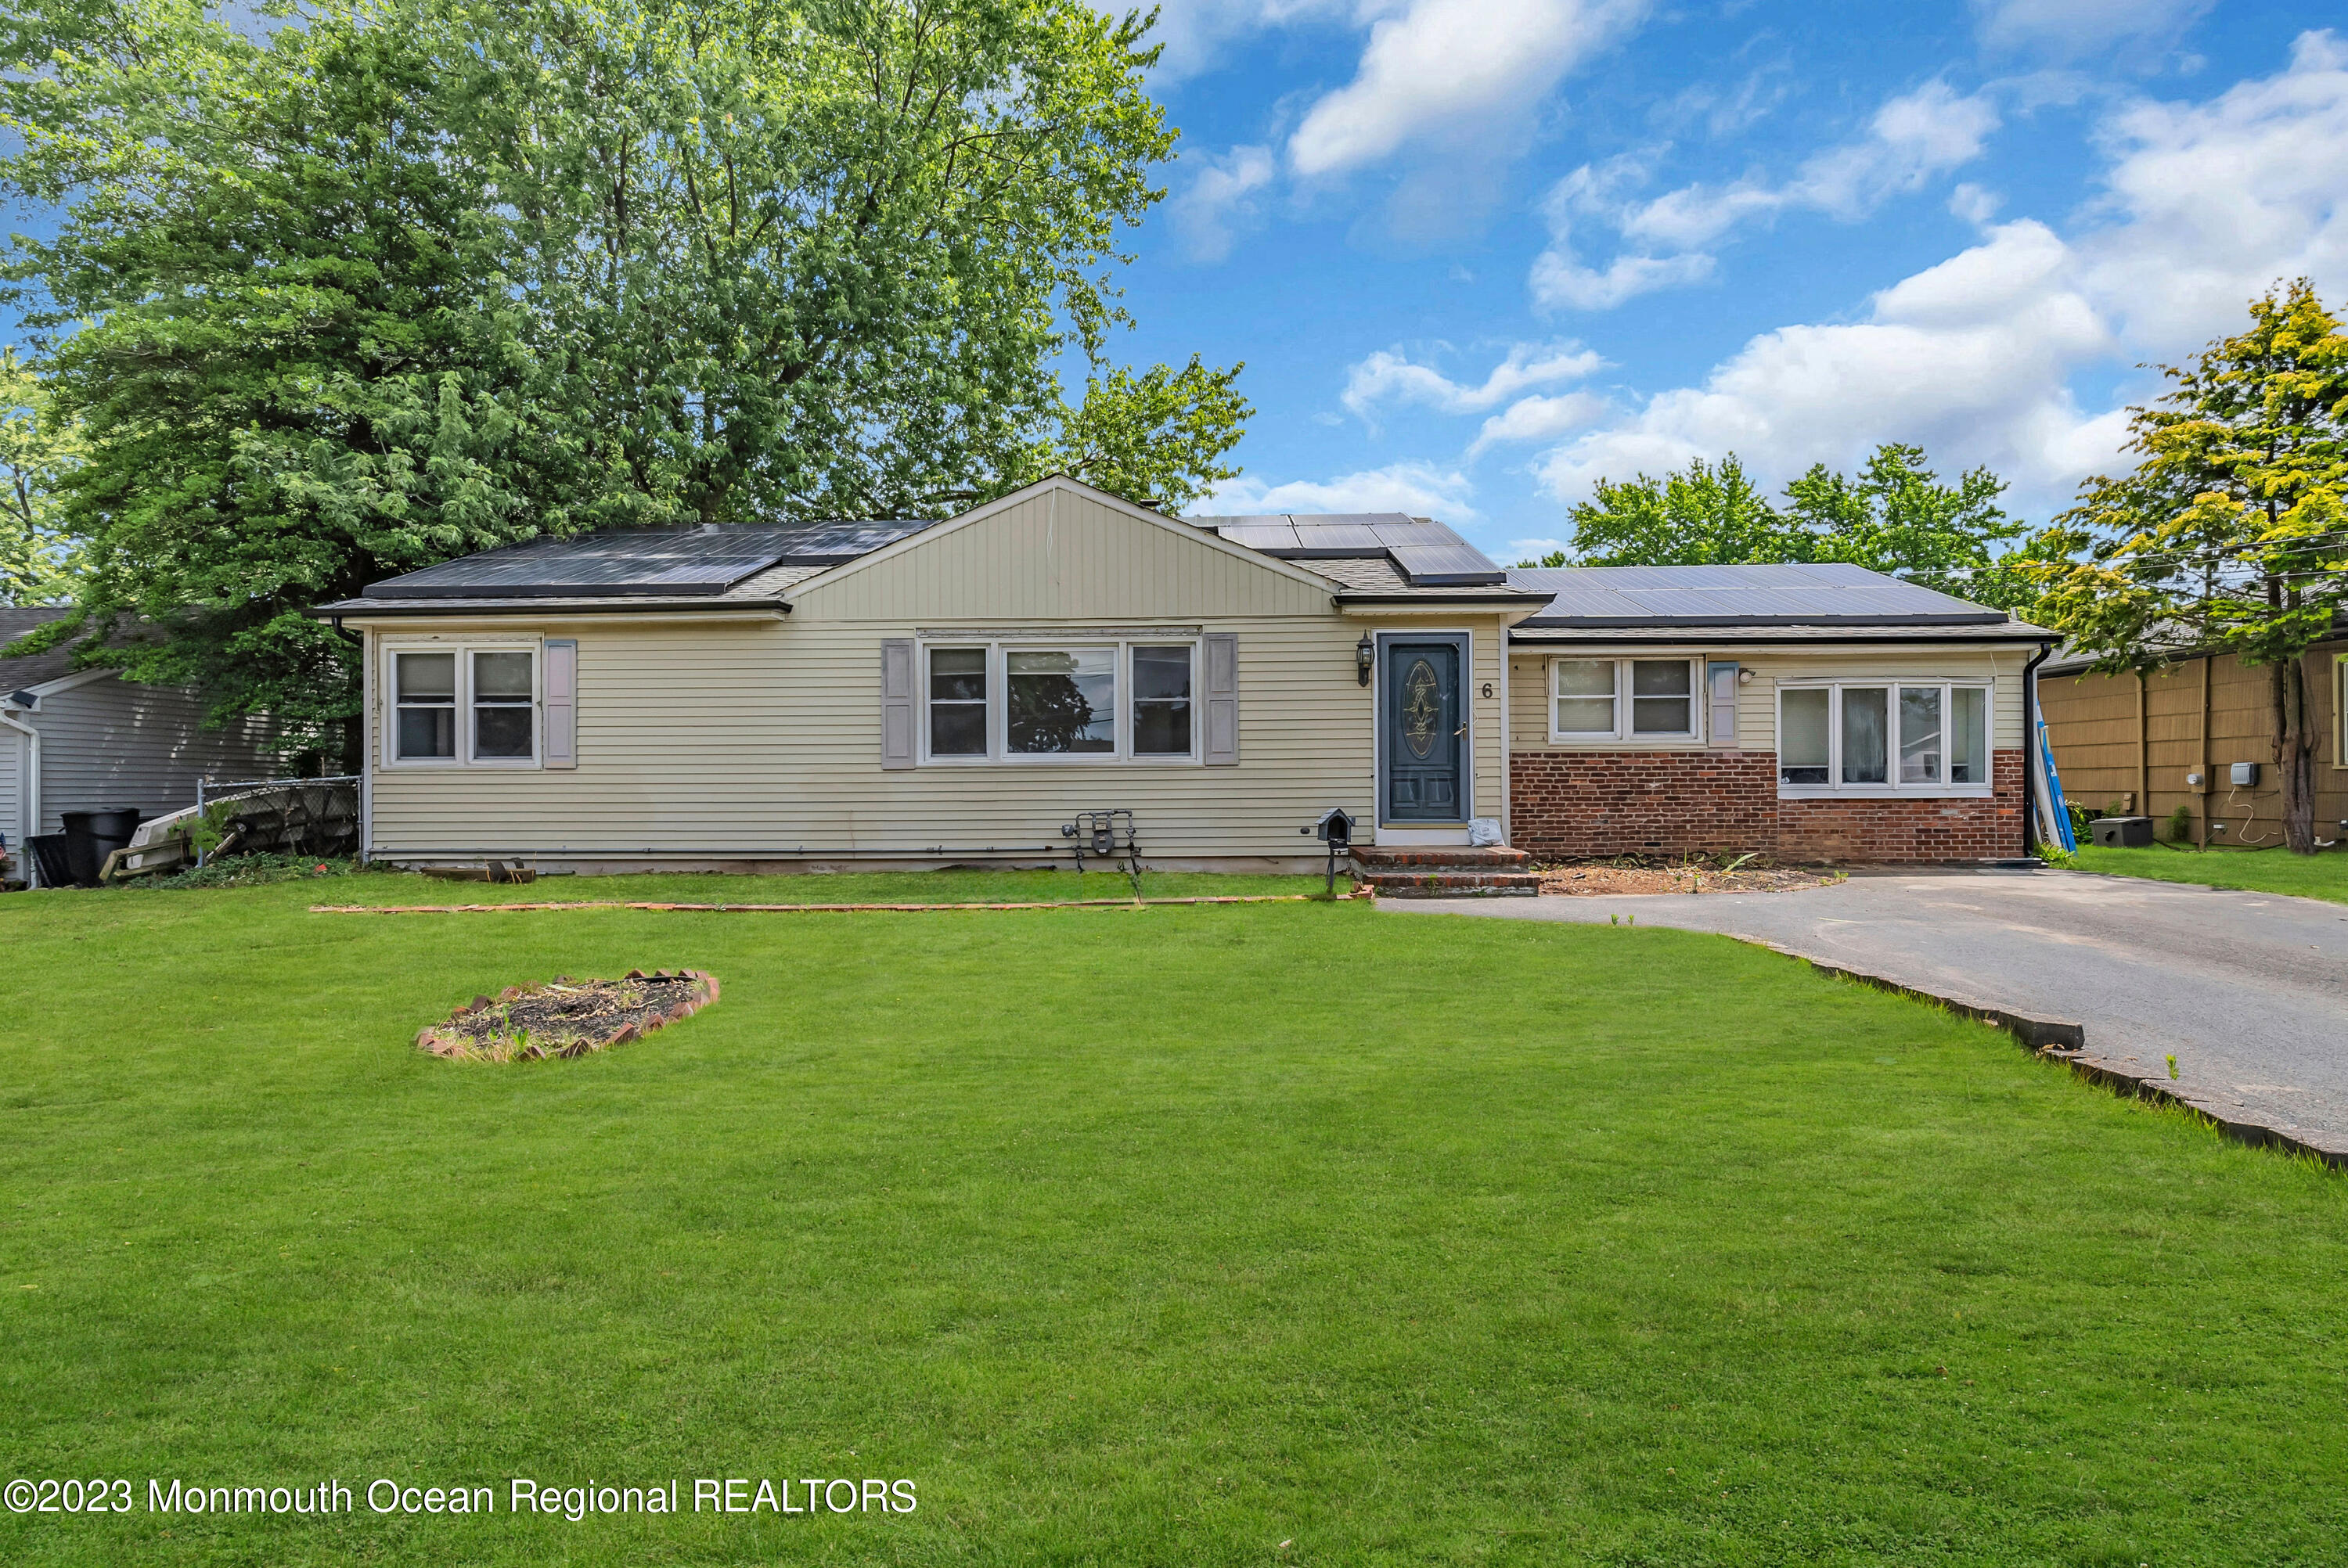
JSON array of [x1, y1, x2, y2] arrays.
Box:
[[2076, 29, 2348, 357], [1506, 537, 1570, 563], [1533, 221, 2115, 509], [1468, 392, 1609, 457], [1203, 461, 1478, 519], [1286, 0, 1648, 178], [1170, 145, 1276, 263], [1529, 29, 2348, 520], [1118, 0, 1349, 81], [1529, 82, 1997, 312], [1341, 340, 1603, 423], [1619, 81, 2000, 249], [1948, 182, 2004, 227], [1974, 0, 2213, 59]]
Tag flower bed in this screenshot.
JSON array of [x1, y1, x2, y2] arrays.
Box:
[[416, 969, 718, 1062]]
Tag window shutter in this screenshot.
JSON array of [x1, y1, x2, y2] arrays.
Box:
[[881, 638, 916, 769], [543, 639, 578, 769], [1203, 633, 1239, 766], [1708, 660, 1739, 749]]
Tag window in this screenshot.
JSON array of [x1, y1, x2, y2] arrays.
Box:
[[1008, 647, 1116, 755], [394, 652, 456, 761], [1778, 681, 1992, 793], [473, 651, 535, 760], [917, 639, 1200, 764], [386, 643, 538, 767], [1132, 645, 1194, 756], [927, 648, 987, 757], [1549, 658, 1702, 742]]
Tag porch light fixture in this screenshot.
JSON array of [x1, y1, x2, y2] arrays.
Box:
[[1356, 632, 1374, 685]]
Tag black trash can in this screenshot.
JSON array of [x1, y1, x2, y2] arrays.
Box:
[[59, 807, 142, 887]]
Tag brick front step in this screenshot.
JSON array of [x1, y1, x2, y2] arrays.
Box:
[[1352, 845, 1531, 870], [1359, 870, 1541, 897]]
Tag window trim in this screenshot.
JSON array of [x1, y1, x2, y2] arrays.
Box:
[[915, 636, 1203, 766], [1546, 656, 1705, 746], [381, 638, 543, 771], [1775, 678, 1994, 798]]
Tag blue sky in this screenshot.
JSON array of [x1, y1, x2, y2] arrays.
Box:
[[1098, 0, 2348, 561]]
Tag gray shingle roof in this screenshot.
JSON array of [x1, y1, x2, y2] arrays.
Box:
[[1510, 562, 2030, 628], [363, 521, 940, 600], [1, 607, 84, 691]]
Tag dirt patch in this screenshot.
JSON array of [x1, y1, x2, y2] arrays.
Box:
[[1535, 861, 1838, 897], [417, 969, 718, 1062]]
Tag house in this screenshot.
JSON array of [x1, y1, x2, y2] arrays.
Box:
[[2037, 635, 2347, 848], [1, 608, 281, 884], [310, 475, 2054, 873]]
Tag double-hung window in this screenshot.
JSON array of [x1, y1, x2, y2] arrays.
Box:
[[387, 644, 540, 766], [921, 639, 1197, 763], [1777, 681, 1990, 793], [1550, 658, 1702, 743]]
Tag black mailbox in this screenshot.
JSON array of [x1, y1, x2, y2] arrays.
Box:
[[1313, 808, 1355, 849]]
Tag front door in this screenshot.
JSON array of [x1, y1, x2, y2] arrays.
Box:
[[1381, 637, 1466, 822]]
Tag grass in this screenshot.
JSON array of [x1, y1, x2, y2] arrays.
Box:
[[2073, 842, 2348, 904], [4, 871, 2346, 1566], [140, 864, 1327, 903]]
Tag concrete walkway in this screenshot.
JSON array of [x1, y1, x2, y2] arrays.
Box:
[[1385, 869, 2348, 1154]]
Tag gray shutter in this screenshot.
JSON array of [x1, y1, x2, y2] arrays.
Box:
[[881, 638, 916, 769], [1707, 660, 1738, 749], [543, 639, 578, 769], [1203, 632, 1239, 766]]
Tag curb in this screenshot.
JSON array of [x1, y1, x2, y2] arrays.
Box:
[[1765, 942, 2348, 1171]]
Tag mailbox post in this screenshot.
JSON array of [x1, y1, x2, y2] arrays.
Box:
[[1301, 808, 1356, 897]]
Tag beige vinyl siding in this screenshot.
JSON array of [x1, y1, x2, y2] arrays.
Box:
[[1510, 646, 2029, 753], [794, 488, 1335, 623], [361, 489, 1512, 861], [26, 675, 278, 834]]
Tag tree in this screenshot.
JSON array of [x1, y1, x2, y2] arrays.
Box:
[[1526, 444, 2034, 611], [0, 349, 84, 604], [2032, 279, 2348, 855], [1529, 455, 1793, 569], [0, 0, 1244, 761]]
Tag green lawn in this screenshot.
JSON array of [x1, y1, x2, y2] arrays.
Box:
[[2073, 842, 2348, 904], [4, 872, 2344, 1566]]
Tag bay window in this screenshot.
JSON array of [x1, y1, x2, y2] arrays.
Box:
[[1778, 681, 1991, 793], [1550, 658, 1702, 742], [920, 639, 1198, 763]]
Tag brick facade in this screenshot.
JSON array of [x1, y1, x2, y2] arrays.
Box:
[[1509, 747, 2027, 863]]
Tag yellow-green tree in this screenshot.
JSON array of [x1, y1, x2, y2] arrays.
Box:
[[0, 349, 83, 604], [2033, 279, 2348, 854]]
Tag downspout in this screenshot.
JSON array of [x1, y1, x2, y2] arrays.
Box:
[[2, 710, 39, 886], [2022, 640, 2054, 857]]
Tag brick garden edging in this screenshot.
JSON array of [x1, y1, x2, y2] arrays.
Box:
[[319, 892, 1372, 915], [1770, 943, 2348, 1171]]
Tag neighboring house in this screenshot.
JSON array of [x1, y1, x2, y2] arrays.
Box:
[[2039, 635, 2347, 848], [0, 609, 280, 883], [312, 475, 2054, 872]]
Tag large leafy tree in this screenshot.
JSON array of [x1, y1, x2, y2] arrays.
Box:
[[0, 348, 85, 604], [2032, 280, 2348, 855], [1524, 444, 2033, 610], [0, 0, 1244, 761]]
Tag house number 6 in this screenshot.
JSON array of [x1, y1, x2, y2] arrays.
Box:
[[1479, 682, 1494, 699]]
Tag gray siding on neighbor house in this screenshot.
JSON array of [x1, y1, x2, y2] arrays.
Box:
[[0, 722, 26, 851], [26, 674, 278, 834]]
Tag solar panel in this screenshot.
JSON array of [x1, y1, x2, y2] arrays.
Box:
[[1390, 544, 1507, 585], [1507, 563, 2005, 624], [366, 520, 935, 599]]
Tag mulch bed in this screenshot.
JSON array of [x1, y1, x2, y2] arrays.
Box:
[[1535, 861, 1839, 897], [417, 969, 718, 1062]]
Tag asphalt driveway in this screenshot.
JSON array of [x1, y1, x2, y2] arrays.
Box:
[[1385, 869, 2348, 1154]]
